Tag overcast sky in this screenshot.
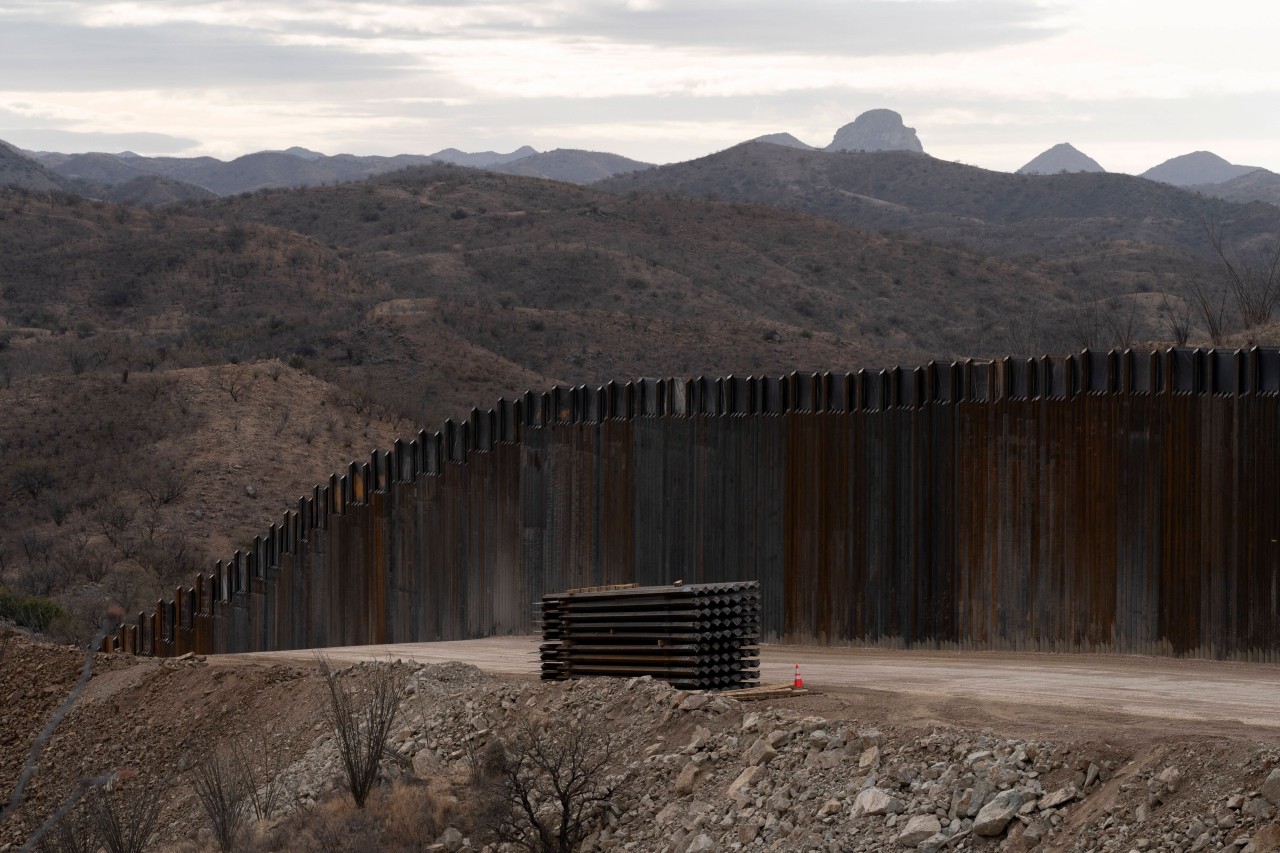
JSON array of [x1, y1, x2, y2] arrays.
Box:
[[0, 0, 1276, 174]]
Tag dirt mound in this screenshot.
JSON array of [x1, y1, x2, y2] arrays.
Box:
[[3, 634, 1280, 852]]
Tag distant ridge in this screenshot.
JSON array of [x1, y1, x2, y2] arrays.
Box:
[[1142, 151, 1260, 187], [426, 146, 537, 169], [492, 149, 652, 184], [752, 133, 817, 151], [1018, 143, 1105, 175]]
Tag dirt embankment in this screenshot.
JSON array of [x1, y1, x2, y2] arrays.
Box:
[[3, 633, 1280, 852]]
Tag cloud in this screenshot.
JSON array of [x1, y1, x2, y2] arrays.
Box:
[[0, 128, 200, 154], [519, 0, 1061, 56], [0, 20, 420, 91]]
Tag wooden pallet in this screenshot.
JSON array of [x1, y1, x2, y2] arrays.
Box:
[[560, 582, 641, 595], [719, 683, 813, 701]]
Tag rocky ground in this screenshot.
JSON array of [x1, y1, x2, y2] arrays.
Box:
[[2, 631, 1280, 852]]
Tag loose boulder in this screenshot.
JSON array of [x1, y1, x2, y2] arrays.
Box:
[[974, 789, 1023, 836]]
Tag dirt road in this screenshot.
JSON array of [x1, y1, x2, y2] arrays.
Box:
[[217, 637, 1280, 742]]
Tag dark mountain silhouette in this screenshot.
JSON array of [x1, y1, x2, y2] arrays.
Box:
[[426, 146, 538, 168], [1142, 151, 1260, 186], [752, 133, 817, 150], [1018, 143, 1105, 175], [826, 109, 924, 153], [491, 149, 652, 184]]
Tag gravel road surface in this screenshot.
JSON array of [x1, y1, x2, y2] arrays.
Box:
[[217, 637, 1280, 737]]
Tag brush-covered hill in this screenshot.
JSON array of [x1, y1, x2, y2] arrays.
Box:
[[188, 163, 1094, 375]]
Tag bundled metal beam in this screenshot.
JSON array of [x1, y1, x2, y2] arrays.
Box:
[[541, 581, 760, 690]]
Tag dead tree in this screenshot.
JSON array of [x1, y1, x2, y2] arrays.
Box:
[[486, 712, 626, 853]]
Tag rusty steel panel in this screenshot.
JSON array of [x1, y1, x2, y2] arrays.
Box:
[[108, 348, 1280, 662]]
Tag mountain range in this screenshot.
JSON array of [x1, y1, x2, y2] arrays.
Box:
[[13, 143, 652, 199], [4, 108, 1277, 207]]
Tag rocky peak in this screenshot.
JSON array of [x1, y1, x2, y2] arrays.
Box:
[[826, 109, 924, 153], [1017, 143, 1105, 175]]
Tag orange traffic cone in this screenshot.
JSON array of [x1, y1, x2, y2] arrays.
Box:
[[793, 663, 804, 689]]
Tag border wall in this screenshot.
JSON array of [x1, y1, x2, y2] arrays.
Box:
[[108, 348, 1280, 662]]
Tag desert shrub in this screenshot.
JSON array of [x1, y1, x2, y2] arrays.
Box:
[[265, 780, 464, 853], [0, 585, 66, 632]]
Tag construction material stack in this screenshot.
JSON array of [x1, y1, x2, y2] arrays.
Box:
[[539, 581, 760, 690]]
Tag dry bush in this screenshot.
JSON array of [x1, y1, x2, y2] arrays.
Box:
[[276, 797, 366, 853], [266, 780, 462, 853], [316, 657, 404, 808], [191, 744, 251, 851], [85, 781, 164, 853], [484, 712, 627, 853], [370, 779, 458, 852]]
